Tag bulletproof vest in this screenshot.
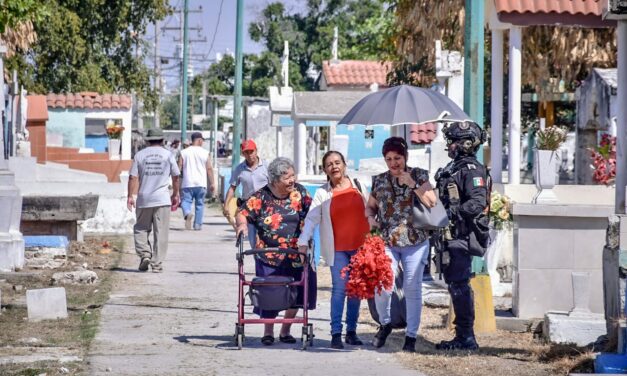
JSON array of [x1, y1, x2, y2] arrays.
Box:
[[436, 157, 491, 248]]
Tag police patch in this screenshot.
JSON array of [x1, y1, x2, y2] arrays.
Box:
[[472, 177, 484, 187]]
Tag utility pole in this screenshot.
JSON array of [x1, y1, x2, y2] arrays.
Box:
[[212, 98, 218, 168], [0, 44, 7, 163], [201, 80, 207, 132], [154, 20, 161, 129], [463, 0, 486, 274], [180, 0, 190, 143], [463, 0, 484, 159], [160, 5, 203, 137], [231, 0, 244, 169]]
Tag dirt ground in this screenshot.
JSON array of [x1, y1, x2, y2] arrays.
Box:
[[1, 232, 596, 375], [0, 237, 125, 376], [316, 268, 595, 376]]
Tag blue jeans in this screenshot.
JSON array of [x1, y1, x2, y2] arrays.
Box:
[[330, 250, 361, 335], [181, 187, 206, 229], [374, 239, 429, 338]]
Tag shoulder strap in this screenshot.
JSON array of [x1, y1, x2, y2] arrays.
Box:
[[353, 178, 363, 194]]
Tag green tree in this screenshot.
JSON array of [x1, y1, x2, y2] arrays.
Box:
[[248, 0, 394, 89], [191, 51, 304, 99], [5, 0, 170, 111], [0, 0, 47, 34]]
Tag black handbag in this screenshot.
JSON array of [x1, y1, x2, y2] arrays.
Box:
[[249, 276, 298, 311], [411, 195, 449, 230]]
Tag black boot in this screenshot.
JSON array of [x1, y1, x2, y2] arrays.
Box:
[[345, 331, 363, 346], [330, 333, 344, 349], [402, 336, 417, 353], [371, 323, 392, 348], [435, 335, 479, 351]]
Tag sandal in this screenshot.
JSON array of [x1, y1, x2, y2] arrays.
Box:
[[279, 334, 296, 344], [261, 335, 274, 346]]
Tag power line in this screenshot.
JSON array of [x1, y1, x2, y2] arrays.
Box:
[[205, 0, 225, 58]]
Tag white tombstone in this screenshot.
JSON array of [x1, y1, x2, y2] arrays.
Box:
[[26, 287, 68, 321], [543, 271, 606, 346]]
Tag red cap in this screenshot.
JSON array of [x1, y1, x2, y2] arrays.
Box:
[[240, 139, 257, 152]]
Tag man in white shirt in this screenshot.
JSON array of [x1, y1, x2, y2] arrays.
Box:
[[127, 128, 180, 272], [179, 132, 215, 230]]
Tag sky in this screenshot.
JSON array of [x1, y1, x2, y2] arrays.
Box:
[[156, 0, 306, 93]]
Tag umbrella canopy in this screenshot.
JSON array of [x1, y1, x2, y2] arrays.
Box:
[[338, 84, 472, 126]]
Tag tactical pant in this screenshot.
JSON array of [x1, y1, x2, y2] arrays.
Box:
[[444, 239, 475, 338]]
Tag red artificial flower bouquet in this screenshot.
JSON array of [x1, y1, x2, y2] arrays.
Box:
[[341, 234, 393, 300]]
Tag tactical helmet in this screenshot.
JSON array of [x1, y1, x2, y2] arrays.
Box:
[[442, 122, 486, 154]]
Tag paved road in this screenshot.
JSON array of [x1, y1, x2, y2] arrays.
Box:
[[87, 206, 422, 376]]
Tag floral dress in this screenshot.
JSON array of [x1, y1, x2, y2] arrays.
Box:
[[239, 183, 312, 267], [371, 167, 430, 247]]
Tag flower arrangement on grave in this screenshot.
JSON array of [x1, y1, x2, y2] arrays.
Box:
[[489, 191, 513, 230], [535, 126, 567, 151], [341, 234, 393, 300], [106, 119, 124, 140], [590, 134, 616, 186]]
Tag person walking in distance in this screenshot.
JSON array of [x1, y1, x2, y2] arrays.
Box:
[[223, 139, 269, 248], [127, 128, 181, 272], [179, 132, 215, 230]]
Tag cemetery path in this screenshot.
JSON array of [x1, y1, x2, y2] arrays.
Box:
[[87, 206, 422, 376]]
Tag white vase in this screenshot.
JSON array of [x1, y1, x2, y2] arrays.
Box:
[[108, 139, 121, 160], [532, 149, 558, 204]]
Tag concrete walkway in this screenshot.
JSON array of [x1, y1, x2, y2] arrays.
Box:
[[87, 206, 422, 376]]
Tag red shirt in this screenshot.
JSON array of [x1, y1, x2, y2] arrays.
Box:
[[330, 187, 369, 251]]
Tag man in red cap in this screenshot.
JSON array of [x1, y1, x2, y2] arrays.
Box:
[[223, 139, 269, 247]]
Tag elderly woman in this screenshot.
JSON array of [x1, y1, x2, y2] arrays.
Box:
[[235, 157, 315, 346], [365, 137, 437, 353], [298, 151, 369, 349]]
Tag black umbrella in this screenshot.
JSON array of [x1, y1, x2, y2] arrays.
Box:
[[338, 84, 472, 126]]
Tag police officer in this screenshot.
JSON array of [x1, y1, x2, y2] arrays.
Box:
[[434, 122, 490, 351]]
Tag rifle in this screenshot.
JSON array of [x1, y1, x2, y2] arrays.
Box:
[[431, 228, 451, 280]]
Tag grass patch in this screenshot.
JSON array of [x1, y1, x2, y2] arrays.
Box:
[[0, 236, 127, 375]]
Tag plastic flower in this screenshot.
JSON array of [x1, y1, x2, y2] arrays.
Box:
[[536, 126, 567, 151], [490, 196, 504, 212], [341, 234, 393, 300], [589, 134, 616, 186], [489, 191, 513, 230], [105, 120, 125, 140]]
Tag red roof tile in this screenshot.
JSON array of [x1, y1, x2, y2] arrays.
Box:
[[494, 0, 615, 27], [46, 92, 132, 110], [409, 123, 437, 145], [495, 0, 603, 16], [322, 60, 392, 88]]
